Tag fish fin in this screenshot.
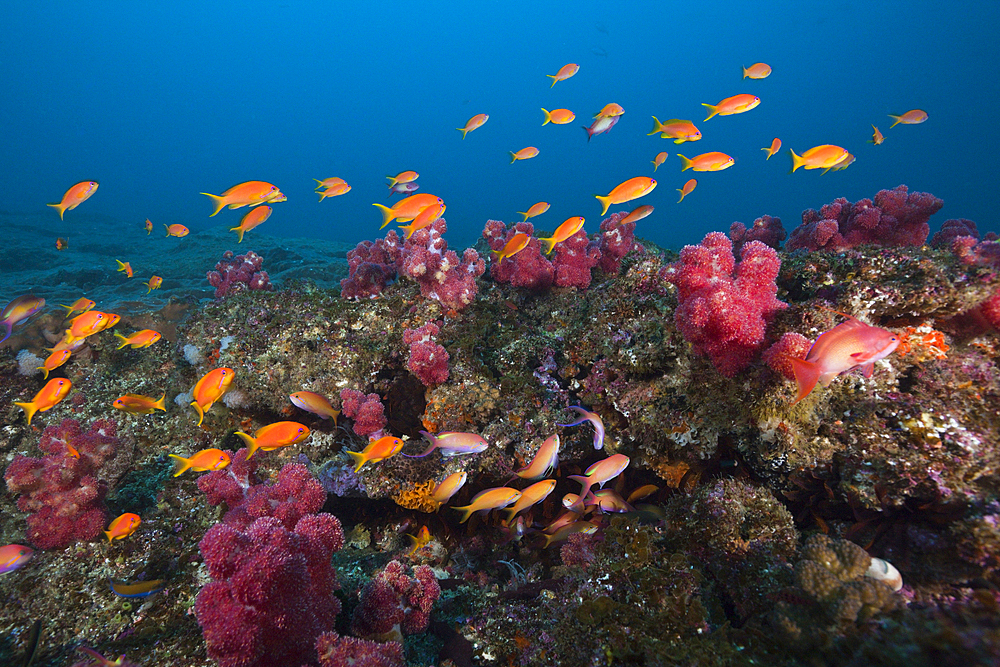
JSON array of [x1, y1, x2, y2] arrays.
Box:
[[14, 401, 37, 425], [113, 331, 129, 350], [397, 222, 415, 240], [789, 149, 805, 173], [47, 202, 68, 220], [888, 114, 901, 128], [372, 203, 394, 229], [539, 236, 556, 255], [229, 226, 245, 243], [509, 151, 517, 164], [790, 357, 820, 405], [677, 154, 693, 172], [859, 362, 875, 378], [677, 189, 687, 203], [582, 124, 593, 142], [104, 530, 114, 543], [742, 65, 749, 79], [200, 193, 227, 217], [234, 432, 258, 459], [647, 115, 664, 136], [346, 449, 367, 472], [595, 194, 611, 216], [457, 127, 470, 139], [190, 401, 205, 427], [452, 505, 475, 523], [314, 178, 324, 187], [154, 394, 166, 412], [701, 103, 718, 121], [546, 74, 556, 87], [167, 454, 191, 476]]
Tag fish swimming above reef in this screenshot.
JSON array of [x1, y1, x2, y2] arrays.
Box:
[[47, 181, 98, 220], [404, 430, 488, 458], [236, 421, 311, 459], [201, 181, 285, 216], [14, 377, 71, 425], [346, 435, 405, 472], [1, 295, 45, 346], [168, 448, 231, 476], [0, 544, 34, 574]]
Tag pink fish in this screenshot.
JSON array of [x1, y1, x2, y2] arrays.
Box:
[[790, 314, 900, 404], [515, 434, 560, 480], [582, 114, 620, 142], [0, 544, 34, 574], [388, 182, 420, 197], [1, 295, 45, 345], [405, 431, 488, 457], [568, 454, 630, 506], [557, 405, 605, 449]]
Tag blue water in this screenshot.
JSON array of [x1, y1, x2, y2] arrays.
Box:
[[2, 1, 995, 252]]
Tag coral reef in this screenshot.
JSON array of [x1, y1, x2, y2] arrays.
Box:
[[350, 559, 441, 641], [207, 250, 273, 299], [730, 214, 787, 254], [315, 631, 405, 667], [340, 388, 388, 438], [403, 322, 449, 387]]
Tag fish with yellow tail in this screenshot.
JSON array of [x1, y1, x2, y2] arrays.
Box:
[[115, 260, 133, 278], [15, 378, 71, 425], [113, 393, 166, 415], [372, 193, 443, 229], [385, 171, 418, 187], [457, 113, 488, 139], [236, 421, 310, 459], [114, 329, 161, 349], [541, 108, 575, 125], [701, 94, 760, 120], [542, 520, 599, 547], [1, 295, 45, 346], [59, 297, 95, 318], [37, 348, 71, 380], [406, 525, 431, 556], [503, 479, 557, 520], [788, 145, 850, 173], [557, 405, 605, 449], [762, 138, 782, 159], [742, 62, 771, 79], [144, 219, 153, 234], [595, 177, 656, 216], [201, 181, 284, 217], [398, 201, 445, 240], [676, 179, 698, 203], [104, 513, 140, 543], [164, 223, 189, 237], [647, 117, 701, 143], [491, 232, 530, 265], [168, 448, 231, 476], [315, 176, 347, 190], [431, 472, 467, 506], [652, 151, 668, 171], [453, 487, 522, 524], [289, 391, 340, 422], [568, 453, 630, 509], [47, 181, 98, 220], [231, 206, 271, 243], [537, 216, 585, 255], [144, 276, 162, 293], [509, 146, 539, 163], [515, 434, 560, 480], [405, 431, 487, 458], [789, 314, 900, 405], [546, 63, 579, 87], [518, 202, 549, 222], [869, 125, 885, 145], [189, 367, 235, 426], [678, 152, 735, 172], [346, 435, 405, 472], [888, 109, 927, 128]]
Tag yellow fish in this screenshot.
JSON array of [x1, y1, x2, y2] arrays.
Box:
[[113, 393, 166, 415], [201, 181, 284, 217], [537, 217, 585, 255], [144, 276, 163, 294], [47, 181, 98, 220], [346, 435, 405, 472], [453, 487, 522, 523], [37, 348, 71, 380], [59, 297, 95, 317], [517, 202, 549, 222], [190, 367, 235, 426], [116, 260, 133, 278], [114, 329, 161, 349], [457, 113, 488, 139], [406, 525, 431, 556], [236, 421, 311, 460], [168, 448, 231, 476], [289, 391, 340, 422], [15, 377, 72, 425]]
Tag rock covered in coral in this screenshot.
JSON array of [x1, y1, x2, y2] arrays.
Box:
[[350, 559, 441, 641], [315, 631, 405, 667], [207, 250, 273, 299], [403, 321, 449, 387]]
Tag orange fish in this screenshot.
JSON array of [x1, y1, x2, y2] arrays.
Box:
[[742, 62, 772, 79], [595, 176, 657, 216], [59, 297, 95, 318], [104, 513, 140, 543], [647, 117, 702, 144], [144, 276, 162, 294], [619, 205, 654, 226], [164, 224, 189, 238], [37, 348, 71, 380], [888, 109, 927, 128], [457, 113, 489, 139], [515, 434, 560, 480], [518, 202, 550, 222], [289, 391, 340, 421], [503, 479, 557, 520], [431, 472, 468, 506], [190, 367, 235, 426], [541, 108, 575, 125], [594, 103, 625, 119], [406, 525, 431, 556], [144, 219, 153, 234], [55, 237, 68, 251], [318, 183, 351, 202], [568, 453, 630, 504], [314, 177, 347, 190], [790, 314, 900, 404], [509, 146, 539, 163], [116, 260, 133, 278], [678, 152, 735, 172], [346, 435, 405, 472], [48, 181, 98, 220], [168, 448, 231, 476], [201, 181, 284, 217], [537, 217, 585, 255], [373, 193, 444, 229], [869, 125, 884, 145], [676, 178, 698, 202], [789, 145, 850, 172], [542, 520, 599, 547], [114, 329, 161, 349], [65, 310, 115, 340], [385, 171, 418, 187], [701, 94, 760, 120], [237, 421, 311, 459], [651, 152, 668, 171], [231, 206, 272, 243], [0, 544, 34, 574], [399, 201, 445, 240], [762, 138, 782, 159], [113, 393, 166, 415], [15, 378, 71, 425], [546, 63, 579, 87], [453, 487, 522, 523], [492, 232, 530, 264]]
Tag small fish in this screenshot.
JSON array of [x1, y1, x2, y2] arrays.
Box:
[[541, 108, 575, 125], [164, 223, 189, 237], [405, 525, 431, 556], [1, 295, 45, 345], [346, 435, 405, 472], [869, 125, 884, 145], [676, 178, 698, 202], [372, 193, 444, 229], [168, 448, 231, 476], [542, 520, 598, 547], [108, 577, 166, 598], [619, 205, 654, 226], [432, 472, 468, 506], [144, 219, 153, 234], [647, 117, 702, 143], [59, 297, 95, 318], [314, 177, 347, 190], [453, 487, 522, 523], [537, 216, 585, 255], [47, 181, 98, 220], [65, 310, 112, 340], [790, 314, 900, 404], [762, 138, 782, 159], [651, 152, 668, 171], [515, 434, 560, 480], [113, 393, 166, 415], [201, 181, 284, 216], [230, 206, 272, 243], [509, 146, 539, 163], [75, 646, 133, 666], [37, 348, 71, 380], [568, 453, 630, 505], [405, 430, 488, 458], [518, 202, 550, 222], [557, 405, 605, 449], [385, 171, 418, 187], [289, 391, 340, 422], [398, 201, 445, 240], [104, 513, 141, 543], [586, 488, 634, 513], [457, 113, 489, 139], [15, 377, 72, 425], [236, 421, 311, 459], [546, 63, 579, 87], [318, 183, 351, 201], [701, 94, 760, 120], [678, 152, 735, 172], [143, 276, 162, 294], [595, 176, 657, 216], [594, 103, 625, 119], [742, 62, 772, 79], [55, 237, 68, 250], [503, 479, 557, 520], [582, 114, 620, 142], [888, 109, 927, 128], [789, 145, 850, 172], [115, 260, 133, 278], [388, 182, 419, 197], [0, 544, 34, 574], [491, 232, 531, 264], [114, 329, 161, 349], [190, 367, 236, 426], [626, 484, 660, 503]]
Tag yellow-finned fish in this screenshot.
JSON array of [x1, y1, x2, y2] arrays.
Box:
[[168, 448, 231, 476], [346, 435, 405, 472], [113, 393, 166, 415], [15, 377, 72, 425], [236, 421, 311, 459]]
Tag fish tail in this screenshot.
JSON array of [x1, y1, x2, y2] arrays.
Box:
[[790, 357, 821, 405], [651, 160, 659, 172], [546, 74, 557, 88], [229, 225, 245, 243], [345, 449, 367, 472], [517, 211, 529, 222], [372, 203, 395, 229], [539, 236, 556, 255], [398, 222, 415, 240], [647, 115, 664, 136], [47, 202, 68, 220], [677, 188, 686, 203], [595, 195, 612, 217], [567, 474, 593, 501], [789, 149, 805, 173], [509, 151, 517, 164], [453, 505, 475, 524], [113, 331, 129, 350], [37, 366, 49, 380], [115, 259, 127, 272], [168, 454, 191, 477], [742, 65, 749, 79], [200, 193, 227, 217], [14, 401, 37, 425], [457, 127, 469, 139], [385, 175, 399, 187], [0, 322, 11, 346], [501, 506, 519, 522], [154, 394, 166, 412], [190, 401, 206, 427], [888, 114, 901, 128], [701, 103, 718, 121], [314, 178, 325, 188], [541, 108, 552, 126], [582, 125, 593, 142], [104, 530, 114, 543], [234, 431, 258, 459], [677, 154, 693, 171]]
